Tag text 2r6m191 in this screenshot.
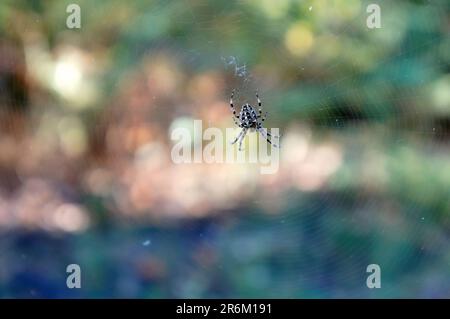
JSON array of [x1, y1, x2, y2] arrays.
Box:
[[220, 303, 271, 314]]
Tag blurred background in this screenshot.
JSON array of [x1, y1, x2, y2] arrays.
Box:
[[0, 0, 449, 298]]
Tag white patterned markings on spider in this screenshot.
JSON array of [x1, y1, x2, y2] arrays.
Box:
[[230, 90, 280, 151]]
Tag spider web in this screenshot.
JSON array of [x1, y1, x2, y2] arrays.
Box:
[[127, 0, 449, 298]]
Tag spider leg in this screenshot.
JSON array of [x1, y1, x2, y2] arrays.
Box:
[[259, 126, 281, 139], [258, 110, 268, 122], [231, 128, 246, 145], [238, 128, 248, 151], [230, 90, 239, 120], [258, 127, 279, 148], [256, 91, 262, 108], [255, 91, 267, 122]]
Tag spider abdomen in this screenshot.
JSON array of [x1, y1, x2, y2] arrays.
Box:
[[239, 104, 258, 128]]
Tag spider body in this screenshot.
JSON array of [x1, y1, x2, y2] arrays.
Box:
[[238, 103, 259, 130], [229, 90, 280, 150]]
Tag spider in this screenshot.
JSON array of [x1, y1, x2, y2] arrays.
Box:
[[229, 90, 280, 151]]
